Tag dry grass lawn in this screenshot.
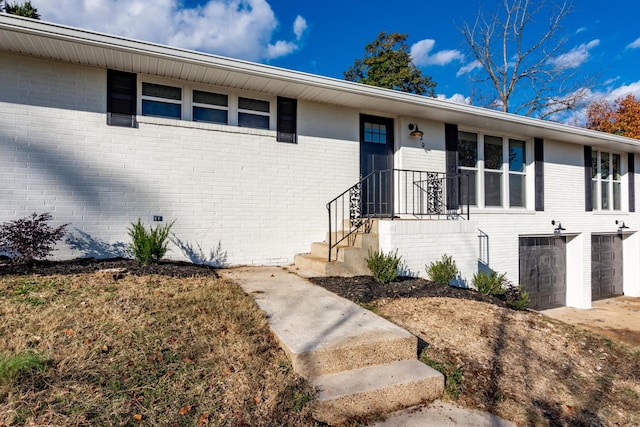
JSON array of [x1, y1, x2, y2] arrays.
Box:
[[375, 297, 640, 426], [0, 272, 316, 426]]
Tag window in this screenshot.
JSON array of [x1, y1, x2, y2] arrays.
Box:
[[509, 139, 527, 207], [484, 135, 503, 207], [193, 90, 228, 124], [458, 131, 478, 206], [363, 121, 388, 144], [107, 70, 136, 127], [238, 97, 270, 129], [458, 131, 528, 209], [592, 150, 621, 211], [142, 83, 182, 119]]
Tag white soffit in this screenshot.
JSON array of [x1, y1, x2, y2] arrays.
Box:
[[1, 14, 640, 152]]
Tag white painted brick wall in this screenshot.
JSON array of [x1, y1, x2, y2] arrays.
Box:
[[0, 52, 358, 265]]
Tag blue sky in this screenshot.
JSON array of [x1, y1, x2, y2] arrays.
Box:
[[32, 0, 640, 122]]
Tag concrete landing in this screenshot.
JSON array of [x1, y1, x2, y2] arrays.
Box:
[[219, 266, 444, 424]]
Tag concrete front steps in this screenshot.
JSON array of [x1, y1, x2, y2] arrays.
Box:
[[220, 266, 444, 425], [294, 220, 379, 276]]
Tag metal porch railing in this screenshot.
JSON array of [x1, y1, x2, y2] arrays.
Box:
[[326, 169, 469, 261]]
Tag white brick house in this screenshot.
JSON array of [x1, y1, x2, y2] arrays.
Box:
[[1, 15, 639, 309]]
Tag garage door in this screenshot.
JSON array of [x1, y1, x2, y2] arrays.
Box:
[[519, 237, 566, 310], [591, 234, 623, 301]]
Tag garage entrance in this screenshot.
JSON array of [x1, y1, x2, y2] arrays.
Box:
[[591, 234, 623, 301], [519, 236, 567, 310]]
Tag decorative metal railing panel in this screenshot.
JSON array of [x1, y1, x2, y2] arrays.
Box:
[[326, 169, 469, 261]]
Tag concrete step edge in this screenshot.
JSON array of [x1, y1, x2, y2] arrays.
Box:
[[311, 359, 444, 425]]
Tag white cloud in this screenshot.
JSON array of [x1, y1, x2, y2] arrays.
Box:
[[549, 39, 600, 70], [35, 0, 305, 61], [293, 15, 307, 40], [436, 93, 472, 105], [576, 27, 586, 34], [410, 39, 463, 67], [627, 37, 640, 49], [456, 60, 482, 77]]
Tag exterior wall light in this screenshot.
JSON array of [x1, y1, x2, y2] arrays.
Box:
[[408, 123, 424, 140], [551, 220, 565, 235], [616, 220, 629, 233]]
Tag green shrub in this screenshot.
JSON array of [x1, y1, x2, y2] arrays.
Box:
[[473, 271, 508, 296], [127, 218, 175, 265], [426, 254, 459, 285], [0, 351, 47, 381], [504, 283, 530, 310], [0, 212, 68, 263], [473, 271, 530, 310], [366, 249, 402, 283]]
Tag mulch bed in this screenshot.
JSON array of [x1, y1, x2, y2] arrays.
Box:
[[308, 275, 506, 306], [0, 257, 219, 278]]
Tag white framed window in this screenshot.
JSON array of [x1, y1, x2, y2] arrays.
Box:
[[238, 97, 270, 129], [141, 82, 182, 119], [192, 89, 228, 124], [138, 79, 273, 130], [458, 131, 529, 209], [592, 150, 622, 211]]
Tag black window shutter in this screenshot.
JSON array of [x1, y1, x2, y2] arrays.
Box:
[[445, 123, 459, 209], [629, 153, 636, 212], [584, 145, 593, 212], [107, 69, 137, 127], [534, 138, 544, 211], [277, 97, 297, 143]]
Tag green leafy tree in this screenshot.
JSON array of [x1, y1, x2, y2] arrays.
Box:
[[345, 32, 436, 96], [1, 1, 40, 19]]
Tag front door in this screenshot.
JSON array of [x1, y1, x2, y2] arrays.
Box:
[[360, 114, 394, 216]]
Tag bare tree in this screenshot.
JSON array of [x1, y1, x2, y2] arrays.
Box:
[[458, 0, 595, 118]]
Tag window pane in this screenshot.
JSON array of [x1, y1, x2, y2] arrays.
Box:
[[142, 83, 181, 100], [193, 106, 227, 124], [238, 112, 269, 129], [613, 182, 621, 210], [485, 171, 503, 207], [601, 181, 609, 210], [193, 90, 228, 106], [601, 152, 610, 180], [509, 139, 526, 172], [592, 180, 598, 207], [238, 97, 269, 113], [509, 174, 526, 207], [364, 121, 386, 144], [484, 136, 503, 170], [613, 154, 621, 181], [460, 170, 477, 206], [142, 99, 181, 119], [458, 132, 477, 167], [592, 151, 598, 179]]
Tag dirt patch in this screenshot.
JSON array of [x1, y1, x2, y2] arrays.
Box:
[[311, 275, 640, 427], [544, 297, 640, 349], [0, 257, 219, 278]]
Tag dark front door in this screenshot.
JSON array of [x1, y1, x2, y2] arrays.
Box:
[[519, 236, 567, 310], [591, 234, 623, 301], [360, 114, 394, 216]]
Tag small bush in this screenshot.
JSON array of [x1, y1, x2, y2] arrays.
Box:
[[504, 283, 530, 310], [0, 351, 48, 382], [127, 219, 174, 265], [473, 271, 529, 310], [366, 249, 402, 284], [426, 254, 459, 285], [0, 212, 68, 263], [473, 271, 508, 296]]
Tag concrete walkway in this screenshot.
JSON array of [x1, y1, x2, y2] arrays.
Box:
[[219, 266, 515, 426]]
